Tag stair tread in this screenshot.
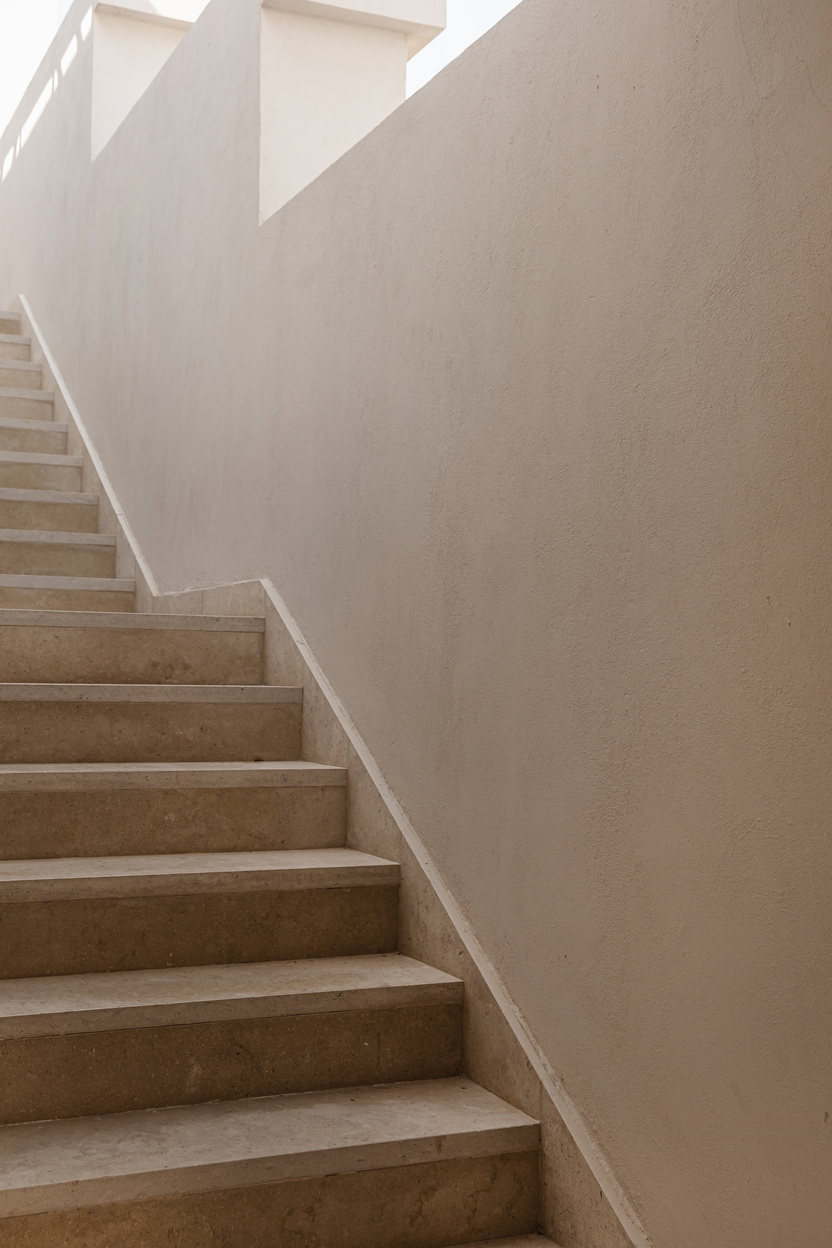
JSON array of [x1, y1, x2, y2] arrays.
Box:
[[0, 1078, 538, 1217], [0, 486, 96, 504], [0, 450, 79, 467], [0, 952, 461, 1037], [0, 575, 132, 591], [0, 362, 40, 374], [0, 335, 28, 346], [0, 529, 115, 546], [0, 388, 53, 402], [0, 847, 399, 900], [0, 417, 65, 433], [0, 681, 299, 702], [0, 760, 346, 790], [0, 608, 263, 630]]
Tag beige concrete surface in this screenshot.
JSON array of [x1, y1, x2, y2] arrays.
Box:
[[0, 488, 98, 533], [0, 769, 347, 857], [0, 952, 461, 1036], [0, 884, 400, 977], [0, 690, 303, 762], [0, 1078, 537, 1215], [0, 529, 116, 577], [3, 0, 831, 1243], [0, 336, 31, 362], [0, 417, 67, 454], [0, 1152, 539, 1247], [0, 451, 81, 492], [0, 390, 54, 422], [0, 613, 265, 682]]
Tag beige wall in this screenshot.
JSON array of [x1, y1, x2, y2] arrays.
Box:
[[2, 1, 831, 1245]]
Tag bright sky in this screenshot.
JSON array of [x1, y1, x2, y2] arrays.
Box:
[[0, 0, 524, 139]]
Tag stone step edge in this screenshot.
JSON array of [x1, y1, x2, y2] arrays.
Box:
[[0, 682, 300, 703], [0, 760, 345, 792], [0, 953, 462, 1038], [0, 417, 66, 433], [0, 334, 28, 346], [0, 388, 53, 403], [0, 487, 97, 505], [0, 848, 399, 902], [0, 451, 80, 467], [0, 609, 264, 631], [0, 577, 132, 592], [0, 1078, 538, 1218], [0, 529, 115, 547]]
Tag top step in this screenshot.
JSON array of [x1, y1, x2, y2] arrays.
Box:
[[0, 314, 20, 337]]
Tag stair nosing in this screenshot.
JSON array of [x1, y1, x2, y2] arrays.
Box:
[[0, 388, 53, 402], [0, 417, 66, 433], [0, 760, 346, 791], [0, 1078, 538, 1218], [0, 682, 300, 703], [0, 529, 115, 547], [0, 953, 462, 1038], [0, 334, 28, 346], [0, 609, 264, 631], [0, 450, 80, 468], [0, 361, 40, 372], [0, 486, 97, 505], [0, 576, 132, 592], [0, 848, 399, 902]]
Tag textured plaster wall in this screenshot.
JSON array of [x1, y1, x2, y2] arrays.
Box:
[[1, 1, 831, 1245]]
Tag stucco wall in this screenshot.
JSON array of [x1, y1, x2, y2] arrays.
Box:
[[2, 1, 831, 1245]]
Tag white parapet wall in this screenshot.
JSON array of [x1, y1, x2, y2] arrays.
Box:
[[260, 1, 444, 220]]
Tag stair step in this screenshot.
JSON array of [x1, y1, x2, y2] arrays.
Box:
[[0, 849, 400, 978], [0, 361, 41, 391], [0, 608, 265, 684], [0, 388, 54, 422], [0, 1079, 539, 1247], [0, 336, 32, 363], [0, 314, 21, 336], [0, 529, 116, 578], [0, 573, 133, 611], [0, 761, 347, 857], [0, 954, 463, 1121], [0, 450, 81, 492], [0, 682, 302, 763], [0, 847, 398, 901], [0, 416, 67, 454], [0, 486, 98, 533]]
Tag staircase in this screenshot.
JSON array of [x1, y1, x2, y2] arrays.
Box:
[[0, 309, 550, 1246]]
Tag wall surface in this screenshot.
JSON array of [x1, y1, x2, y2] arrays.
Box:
[[1, 2, 831, 1246]]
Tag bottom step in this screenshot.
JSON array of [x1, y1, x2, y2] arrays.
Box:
[[0, 1079, 539, 1247]]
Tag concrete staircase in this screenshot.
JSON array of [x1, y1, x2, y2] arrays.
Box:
[[0, 308, 550, 1246]]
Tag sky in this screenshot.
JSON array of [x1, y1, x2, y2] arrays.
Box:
[[0, 0, 524, 139]]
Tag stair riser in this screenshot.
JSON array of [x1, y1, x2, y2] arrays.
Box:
[[0, 426, 66, 454], [0, 785, 346, 858], [0, 498, 97, 533], [0, 701, 302, 764], [0, 319, 20, 337], [0, 396, 53, 422], [0, 541, 115, 578], [0, 886, 399, 978], [0, 462, 81, 492], [0, 1151, 539, 1248], [0, 587, 135, 612], [0, 625, 264, 684], [0, 1004, 462, 1124], [0, 343, 30, 363], [0, 367, 41, 391]]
